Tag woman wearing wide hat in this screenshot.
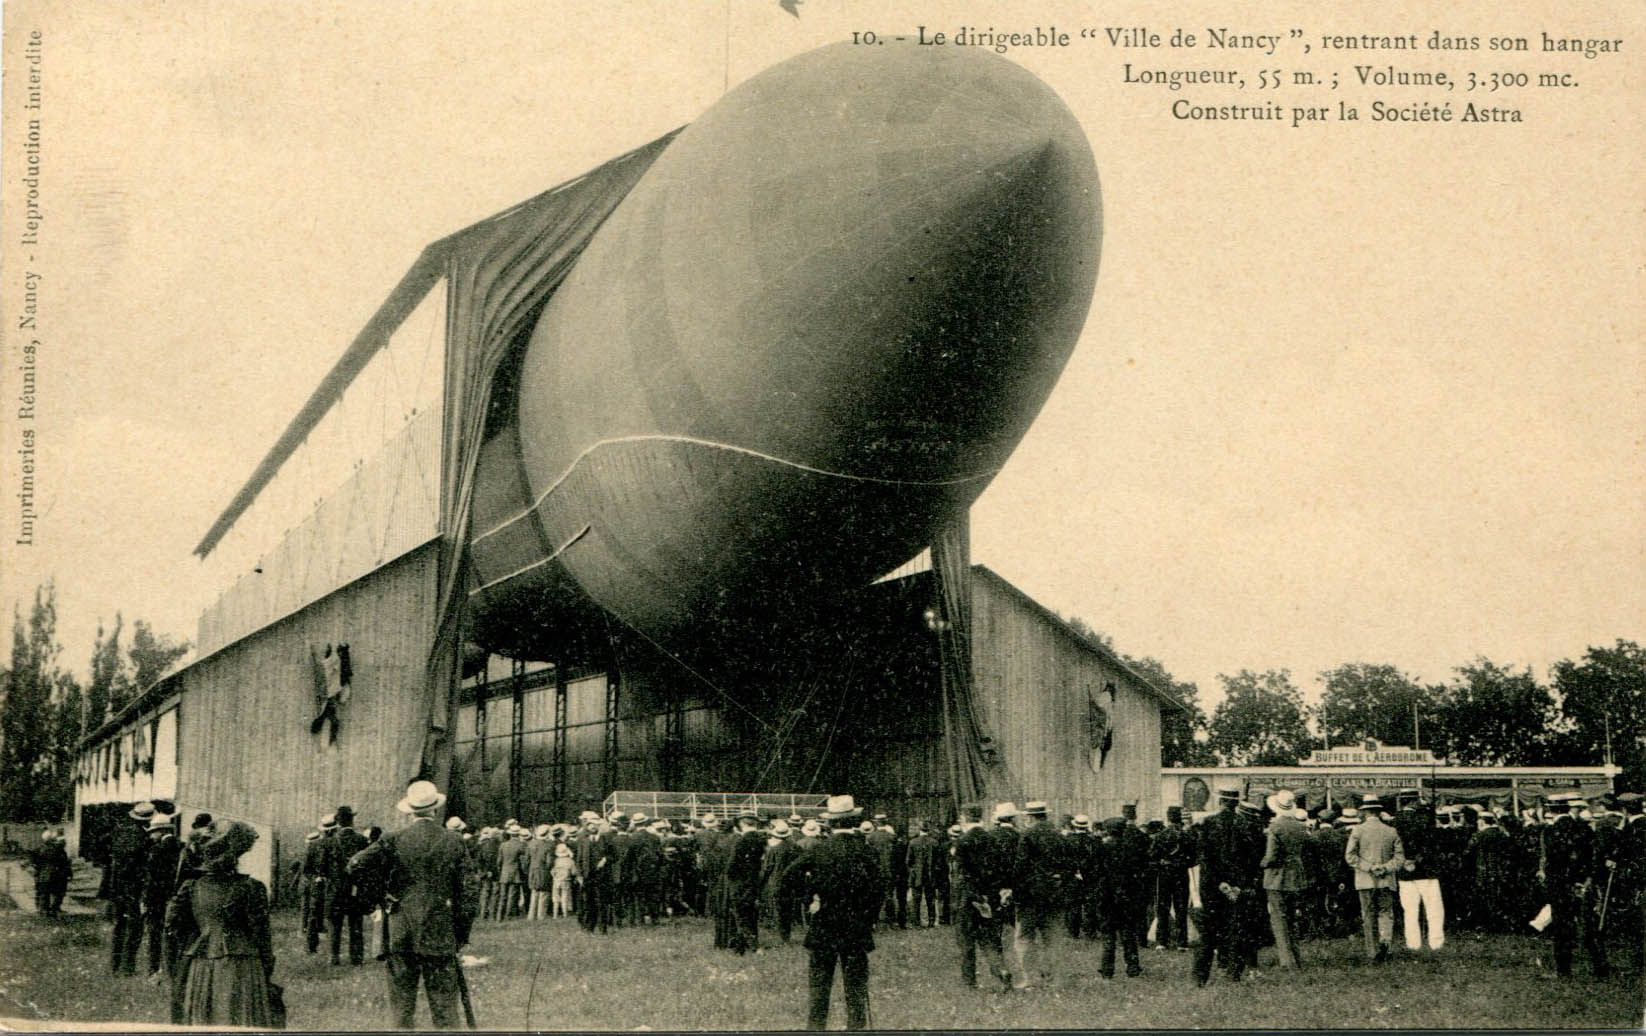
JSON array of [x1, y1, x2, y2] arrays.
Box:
[[165, 819, 282, 1028]]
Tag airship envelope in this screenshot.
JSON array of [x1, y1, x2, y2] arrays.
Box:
[[466, 41, 1101, 654]]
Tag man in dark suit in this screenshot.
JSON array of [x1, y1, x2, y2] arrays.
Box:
[[327, 805, 370, 965], [583, 818, 619, 934], [1152, 807, 1193, 950], [1539, 796, 1609, 978], [1098, 814, 1148, 979], [1192, 788, 1252, 986], [349, 780, 476, 1030], [761, 819, 804, 943], [107, 802, 152, 976], [906, 822, 939, 928], [984, 802, 1023, 985], [140, 814, 183, 979], [865, 814, 896, 927], [781, 795, 885, 1031], [725, 810, 767, 954], [952, 806, 1008, 990], [628, 817, 666, 925], [1011, 800, 1066, 989]]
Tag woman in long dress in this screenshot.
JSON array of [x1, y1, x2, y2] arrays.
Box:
[[166, 820, 278, 1027]]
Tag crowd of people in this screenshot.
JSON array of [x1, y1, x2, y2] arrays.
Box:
[[41, 782, 1645, 1031]]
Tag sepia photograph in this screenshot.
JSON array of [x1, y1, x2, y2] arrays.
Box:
[[0, 0, 1642, 1030]]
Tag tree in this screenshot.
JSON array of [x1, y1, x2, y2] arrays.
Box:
[[1207, 668, 1317, 766], [1061, 614, 1115, 654], [128, 619, 188, 699], [1125, 654, 1217, 767], [85, 614, 129, 735], [1548, 640, 1646, 788], [88, 616, 188, 726], [1431, 658, 1558, 766], [1317, 663, 1438, 750], [0, 584, 63, 821], [36, 669, 84, 822]]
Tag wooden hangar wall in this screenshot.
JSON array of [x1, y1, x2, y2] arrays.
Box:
[[72, 541, 445, 901], [175, 541, 442, 852], [451, 565, 1175, 828]]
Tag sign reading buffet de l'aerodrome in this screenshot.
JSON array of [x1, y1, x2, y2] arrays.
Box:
[[1300, 740, 1439, 766]]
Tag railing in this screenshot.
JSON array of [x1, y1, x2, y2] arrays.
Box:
[[601, 790, 832, 821]]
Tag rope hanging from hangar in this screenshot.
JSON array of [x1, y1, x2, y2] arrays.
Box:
[[930, 512, 1006, 812]]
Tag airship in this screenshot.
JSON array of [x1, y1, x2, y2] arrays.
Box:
[[463, 41, 1101, 659]]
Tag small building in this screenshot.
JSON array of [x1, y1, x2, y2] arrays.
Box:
[[1162, 739, 1619, 816]]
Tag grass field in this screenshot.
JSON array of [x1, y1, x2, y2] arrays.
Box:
[[0, 906, 1640, 1030]]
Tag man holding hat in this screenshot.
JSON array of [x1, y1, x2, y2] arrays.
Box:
[[1538, 793, 1609, 978], [1191, 788, 1253, 986], [780, 794, 884, 1030], [1344, 795, 1404, 962], [350, 779, 476, 1029], [108, 801, 154, 975], [952, 805, 1009, 991]]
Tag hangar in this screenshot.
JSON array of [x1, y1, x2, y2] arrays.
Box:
[[73, 44, 1185, 896]]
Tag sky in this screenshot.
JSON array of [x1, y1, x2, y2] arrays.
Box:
[[2, 0, 1642, 712]]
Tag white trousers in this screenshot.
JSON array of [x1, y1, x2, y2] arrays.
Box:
[[1398, 878, 1445, 950]]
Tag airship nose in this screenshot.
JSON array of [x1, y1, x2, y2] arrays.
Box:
[[519, 41, 1101, 487]]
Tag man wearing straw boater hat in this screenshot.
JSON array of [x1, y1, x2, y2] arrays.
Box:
[[781, 794, 885, 1031], [1260, 788, 1311, 970], [304, 814, 337, 953], [1345, 795, 1404, 963], [349, 779, 477, 1029], [1010, 800, 1065, 989], [107, 801, 155, 976]]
